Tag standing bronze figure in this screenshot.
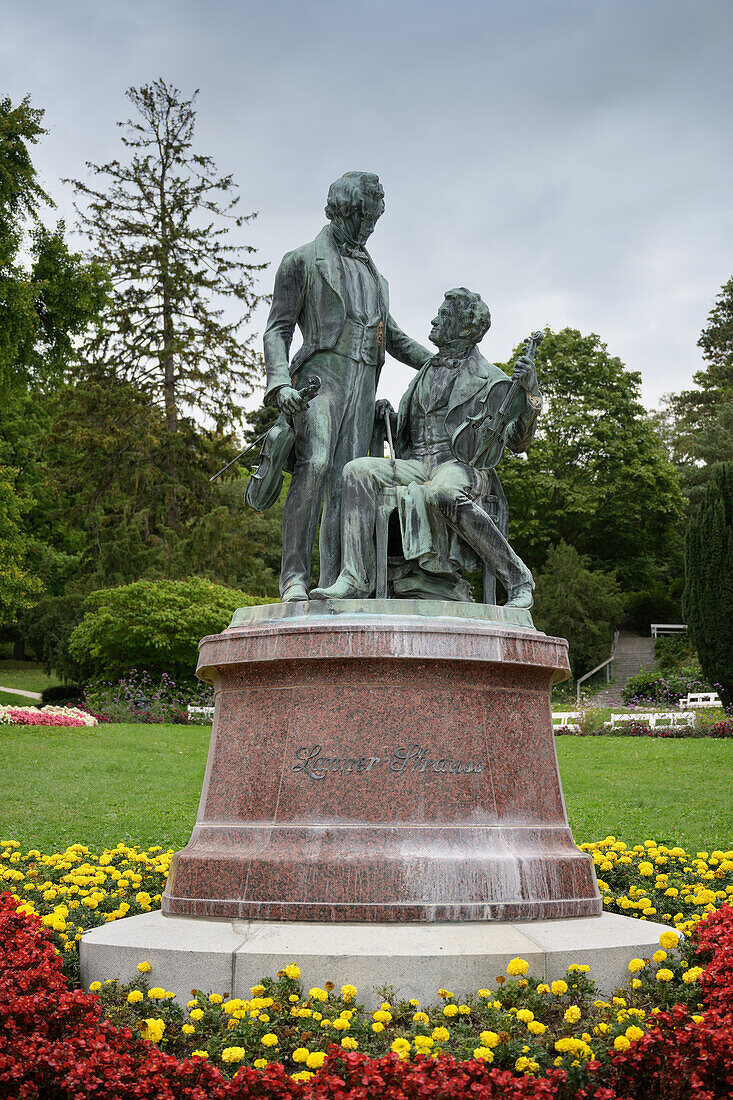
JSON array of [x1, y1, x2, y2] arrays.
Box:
[[262, 172, 431, 601]]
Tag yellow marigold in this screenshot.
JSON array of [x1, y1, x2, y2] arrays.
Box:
[[551, 980, 568, 995], [477, 989, 492, 998], [284, 964, 301, 979], [221, 1046, 246, 1063], [305, 1051, 326, 1069], [89, 981, 101, 992], [564, 1006, 582, 1024], [458, 1004, 471, 1015], [261, 1033, 279, 1047], [254, 1058, 267, 1069], [391, 1038, 411, 1059], [291, 1071, 314, 1082], [515, 1056, 539, 1073], [536, 983, 550, 995], [506, 957, 529, 977], [692, 1014, 705, 1024], [332, 1019, 349, 1031], [631, 979, 642, 989], [191, 1050, 209, 1058], [309, 987, 328, 1003], [341, 1037, 358, 1050], [189, 1009, 204, 1021], [127, 990, 144, 1004], [528, 1020, 547, 1035], [209, 993, 223, 1005], [250, 985, 265, 995], [567, 964, 590, 973], [656, 969, 674, 982], [442, 1004, 458, 1017], [139, 1018, 165, 1043], [659, 931, 679, 949], [473, 1047, 494, 1061], [340, 984, 357, 1001], [682, 967, 703, 984], [136, 961, 151, 973], [438, 988, 453, 998], [652, 950, 667, 964], [414, 1035, 434, 1049], [292, 1048, 309, 1063], [515, 1009, 534, 1024], [638, 862, 654, 876], [182, 1024, 195, 1036], [432, 1026, 450, 1042], [628, 958, 646, 973], [147, 987, 166, 1000], [625, 1025, 645, 1041], [413, 1011, 429, 1024], [372, 1009, 392, 1024], [372, 1022, 385, 1033], [479, 1030, 500, 1048], [614, 1035, 631, 1052], [289, 995, 299, 1003]]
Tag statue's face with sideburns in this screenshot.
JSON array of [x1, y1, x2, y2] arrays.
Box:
[[429, 289, 492, 354]]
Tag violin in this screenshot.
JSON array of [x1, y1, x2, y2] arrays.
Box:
[[244, 376, 321, 512], [452, 330, 543, 471]]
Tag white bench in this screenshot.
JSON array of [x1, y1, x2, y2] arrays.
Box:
[[678, 692, 721, 709], [188, 706, 214, 721], [607, 711, 694, 730], [552, 712, 581, 732], [650, 624, 687, 638]]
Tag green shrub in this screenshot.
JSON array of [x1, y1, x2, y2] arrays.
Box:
[[622, 664, 710, 706], [532, 542, 624, 676], [68, 577, 275, 682], [654, 633, 696, 672]]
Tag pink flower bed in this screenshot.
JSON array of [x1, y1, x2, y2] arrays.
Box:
[[0, 705, 97, 728]]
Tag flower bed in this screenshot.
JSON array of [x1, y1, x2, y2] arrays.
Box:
[[556, 719, 733, 738], [0, 704, 98, 727], [1, 891, 732, 1098], [2, 838, 733, 1096], [84, 670, 214, 724]]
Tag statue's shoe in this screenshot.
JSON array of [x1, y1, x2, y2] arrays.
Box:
[[310, 578, 364, 600], [506, 583, 534, 609], [281, 583, 309, 602]]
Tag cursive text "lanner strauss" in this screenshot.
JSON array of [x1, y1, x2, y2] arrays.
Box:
[[291, 744, 483, 781]]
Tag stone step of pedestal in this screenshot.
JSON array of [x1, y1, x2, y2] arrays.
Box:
[[80, 909, 677, 1005]]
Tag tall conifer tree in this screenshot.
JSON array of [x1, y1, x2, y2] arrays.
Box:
[[683, 462, 733, 709], [69, 80, 266, 527]]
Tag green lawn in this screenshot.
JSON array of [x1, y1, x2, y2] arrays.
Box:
[[1, 724, 731, 854], [0, 659, 59, 693]]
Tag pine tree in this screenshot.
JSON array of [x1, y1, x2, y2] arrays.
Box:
[[682, 462, 733, 709], [68, 79, 266, 527]]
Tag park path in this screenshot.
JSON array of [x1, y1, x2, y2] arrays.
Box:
[[0, 686, 43, 701], [591, 630, 656, 706]]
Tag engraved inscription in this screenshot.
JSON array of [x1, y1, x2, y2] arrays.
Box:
[[291, 744, 483, 781]]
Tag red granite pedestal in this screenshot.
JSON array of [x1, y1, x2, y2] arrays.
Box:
[[163, 601, 601, 922]]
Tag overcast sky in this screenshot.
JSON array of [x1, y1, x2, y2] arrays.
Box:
[[4, 0, 732, 412]]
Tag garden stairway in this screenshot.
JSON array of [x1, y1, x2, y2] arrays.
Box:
[[590, 630, 656, 705]]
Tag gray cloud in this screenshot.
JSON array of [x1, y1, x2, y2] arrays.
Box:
[[3, 0, 732, 410]]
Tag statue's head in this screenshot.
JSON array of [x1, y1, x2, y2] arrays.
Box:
[[430, 288, 492, 352], [325, 172, 385, 246]]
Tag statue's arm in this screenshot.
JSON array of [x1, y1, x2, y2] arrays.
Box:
[[263, 250, 308, 405], [507, 392, 543, 454], [385, 314, 432, 370]]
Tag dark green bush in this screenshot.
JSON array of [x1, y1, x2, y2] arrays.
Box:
[[41, 683, 83, 705], [18, 594, 89, 683], [68, 577, 275, 682], [625, 589, 682, 633]]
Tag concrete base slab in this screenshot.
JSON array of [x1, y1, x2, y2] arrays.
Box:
[[80, 910, 675, 1005]]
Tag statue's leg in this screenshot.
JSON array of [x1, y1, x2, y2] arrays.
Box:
[[317, 358, 378, 588], [280, 371, 341, 598], [422, 462, 533, 599], [315, 457, 424, 598]]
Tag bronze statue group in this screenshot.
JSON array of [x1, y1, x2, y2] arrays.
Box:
[[251, 172, 543, 609]]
